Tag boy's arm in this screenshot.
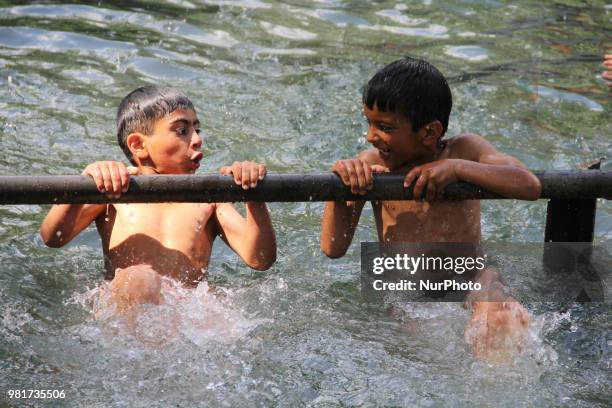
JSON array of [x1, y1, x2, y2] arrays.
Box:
[[40, 161, 131, 247], [320, 150, 386, 258], [40, 203, 106, 247], [404, 134, 541, 201], [321, 200, 366, 258], [214, 161, 276, 271]]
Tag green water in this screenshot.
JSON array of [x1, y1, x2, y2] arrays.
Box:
[[0, 1, 610, 407]]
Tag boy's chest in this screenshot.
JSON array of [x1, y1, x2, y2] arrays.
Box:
[[105, 203, 215, 248], [372, 199, 481, 241]]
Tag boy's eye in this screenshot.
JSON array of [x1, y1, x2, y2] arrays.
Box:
[[176, 127, 187, 136], [378, 124, 393, 132], [195, 128, 201, 134], [364, 117, 393, 132]]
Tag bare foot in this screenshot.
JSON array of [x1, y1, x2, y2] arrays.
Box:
[[465, 300, 529, 363]]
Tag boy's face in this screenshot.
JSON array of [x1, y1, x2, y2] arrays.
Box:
[[145, 108, 203, 174], [364, 104, 427, 170]]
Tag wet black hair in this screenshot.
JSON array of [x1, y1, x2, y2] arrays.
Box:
[[116, 85, 195, 164], [362, 57, 452, 136]]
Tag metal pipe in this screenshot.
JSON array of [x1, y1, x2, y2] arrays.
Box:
[[0, 171, 609, 204]]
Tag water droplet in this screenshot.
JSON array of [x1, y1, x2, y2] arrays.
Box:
[[55, 231, 62, 237]]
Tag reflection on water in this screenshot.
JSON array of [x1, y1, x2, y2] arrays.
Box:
[[0, 0, 610, 406]]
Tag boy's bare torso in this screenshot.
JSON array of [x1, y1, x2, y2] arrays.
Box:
[[364, 136, 481, 243], [372, 199, 480, 242], [96, 202, 217, 283]]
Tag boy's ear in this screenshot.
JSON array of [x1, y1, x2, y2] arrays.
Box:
[[126, 133, 149, 161], [419, 120, 444, 147]]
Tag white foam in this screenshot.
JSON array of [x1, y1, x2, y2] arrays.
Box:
[[84, 277, 269, 347]]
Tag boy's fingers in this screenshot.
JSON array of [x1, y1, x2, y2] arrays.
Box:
[[87, 164, 105, 192], [219, 166, 231, 174], [249, 162, 259, 187], [258, 164, 266, 180], [413, 173, 428, 200], [108, 164, 123, 196], [363, 162, 373, 190], [353, 161, 367, 194], [241, 163, 251, 189], [344, 160, 359, 194], [127, 166, 139, 176], [333, 162, 350, 185], [98, 163, 113, 195], [105, 164, 118, 197], [118, 165, 130, 193], [403, 167, 421, 188], [232, 162, 241, 184], [371, 165, 388, 173]]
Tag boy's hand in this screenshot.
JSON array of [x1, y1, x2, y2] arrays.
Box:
[[82, 161, 131, 198], [220, 161, 266, 190], [331, 158, 387, 195], [403, 159, 463, 202]]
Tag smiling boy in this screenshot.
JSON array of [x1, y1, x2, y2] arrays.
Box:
[[40, 86, 276, 310], [320, 57, 541, 360]]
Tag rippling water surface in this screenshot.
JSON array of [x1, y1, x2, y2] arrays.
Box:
[[0, 1, 610, 407]]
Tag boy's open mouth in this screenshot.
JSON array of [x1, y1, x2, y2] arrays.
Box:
[[376, 146, 391, 159], [190, 152, 203, 169]]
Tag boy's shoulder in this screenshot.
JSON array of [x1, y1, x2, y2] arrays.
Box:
[[445, 132, 491, 161]]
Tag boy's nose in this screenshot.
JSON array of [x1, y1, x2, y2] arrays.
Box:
[[366, 126, 378, 143], [191, 131, 203, 149]]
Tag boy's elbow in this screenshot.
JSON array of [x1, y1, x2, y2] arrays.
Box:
[[248, 252, 276, 271], [249, 257, 276, 271], [40, 230, 65, 248], [320, 241, 346, 259]]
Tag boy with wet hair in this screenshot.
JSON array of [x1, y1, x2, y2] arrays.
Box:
[[41, 86, 276, 311], [320, 57, 541, 360]]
